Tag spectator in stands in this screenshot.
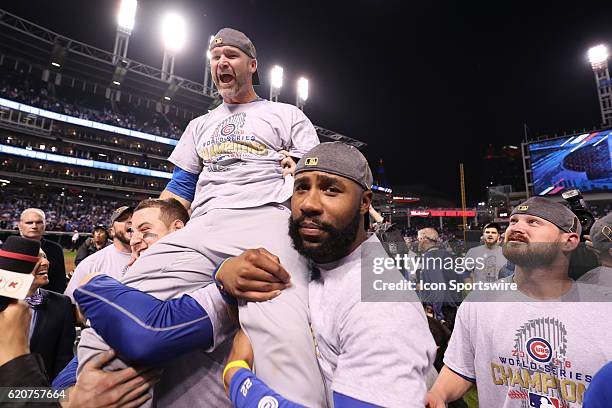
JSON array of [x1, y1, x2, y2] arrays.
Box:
[[74, 225, 110, 266], [65, 207, 132, 326], [18, 208, 66, 294], [425, 197, 612, 407], [464, 222, 507, 283], [26, 248, 75, 380], [578, 212, 612, 286], [416, 227, 461, 327]]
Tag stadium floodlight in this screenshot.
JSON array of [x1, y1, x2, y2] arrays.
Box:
[[117, 0, 137, 32], [296, 77, 309, 110], [270, 65, 284, 102], [161, 13, 187, 52], [203, 35, 215, 96], [588, 44, 612, 126], [588, 44, 608, 67], [206, 35, 214, 61]]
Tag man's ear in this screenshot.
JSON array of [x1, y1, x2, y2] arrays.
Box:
[[361, 191, 373, 215], [250, 58, 257, 75], [172, 220, 185, 231], [561, 232, 580, 252]]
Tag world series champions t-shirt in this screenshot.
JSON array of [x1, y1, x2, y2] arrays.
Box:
[[444, 279, 612, 408], [168, 99, 319, 219], [464, 244, 507, 283]]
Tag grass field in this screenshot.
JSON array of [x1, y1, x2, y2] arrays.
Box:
[[63, 249, 76, 273], [464, 388, 478, 407]]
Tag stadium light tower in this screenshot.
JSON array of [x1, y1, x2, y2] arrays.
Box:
[[161, 13, 186, 81], [270, 65, 284, 102], [203, 35, 214, 96], [114, 0, 137, 64], [296, 77, 309, 110], [588, 44, 612, 126]]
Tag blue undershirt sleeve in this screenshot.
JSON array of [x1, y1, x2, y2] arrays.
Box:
[[228, 369, 381, 408], [74, 275, 213, 366], [51, 355, 78, 390], [165, 166, 198, 202]]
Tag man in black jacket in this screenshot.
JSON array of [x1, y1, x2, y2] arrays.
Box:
[[26, 249, 75, 380], [74, 225, 110, 266], [18, 208, 66, 294]]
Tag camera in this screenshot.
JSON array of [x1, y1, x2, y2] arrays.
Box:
[[561, 188, 595, 238]]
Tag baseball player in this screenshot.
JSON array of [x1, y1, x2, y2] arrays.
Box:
[[426, 197, 612, 407], [220, 142, 436, 407], [73, 142, 436, 407], [75, 27, 326, 407]]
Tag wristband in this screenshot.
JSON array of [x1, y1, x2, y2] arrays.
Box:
[[223, 360, 251, 393], [213, 259, 238, 305]]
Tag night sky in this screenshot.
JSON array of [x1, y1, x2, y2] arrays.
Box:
[[4, 1, 610, 205]]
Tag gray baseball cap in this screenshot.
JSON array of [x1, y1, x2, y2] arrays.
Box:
[[110, 206, 134, 225], [590, 212, 612, 249], [295, 142, 373, 191], [209, 28, 260, 85], [510, 197, 581, 235]]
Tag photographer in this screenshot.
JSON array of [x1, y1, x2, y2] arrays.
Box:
[[562, 189, 601, 279]]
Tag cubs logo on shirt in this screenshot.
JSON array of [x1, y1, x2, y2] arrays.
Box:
[[526, 337, 553, 363]]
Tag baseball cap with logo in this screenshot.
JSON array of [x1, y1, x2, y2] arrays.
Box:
[[209, 28, 260, 85], [590, 213, 612, 251], [295, 142, 373, 191], [510, 197, 582, 236], [110, 206, 134, 225]]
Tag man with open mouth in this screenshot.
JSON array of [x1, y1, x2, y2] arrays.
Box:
[[75, 26, 326, 407]]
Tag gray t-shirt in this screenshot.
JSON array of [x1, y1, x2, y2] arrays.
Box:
[[578, 266, 612, 293], [444, 280, 612, 407], [464, 244, 506, 283], [168, 99, 319, 218], [65, 244, 131, 303], [309, 235, 436, 408]]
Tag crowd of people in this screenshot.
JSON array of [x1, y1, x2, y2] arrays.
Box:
[[0, 190, 134, 233], [0, 73, 186, 140], [1, 27, 611, 408]]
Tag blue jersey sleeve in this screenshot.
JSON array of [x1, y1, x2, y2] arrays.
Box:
[[229, 368, 381, 408], [165, 166, 198, 202], [74, 275, 213, 365], [584, 361, 612, 408], [52, 355, 78, 390]]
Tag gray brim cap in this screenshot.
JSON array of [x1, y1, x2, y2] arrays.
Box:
[[590, 212, 612, 249], [210, 27, 260, 85], [511, 197, 581, 235], [295, 142, 373, 190], [110, 206, 134, 225]]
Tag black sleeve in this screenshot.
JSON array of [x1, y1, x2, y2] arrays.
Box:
[[43, 242, 67, 294], [0, 353, 49, 387], [51, 297, 76, 380], [0, 354, 61, 407], [74, 240, 90, 266]]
